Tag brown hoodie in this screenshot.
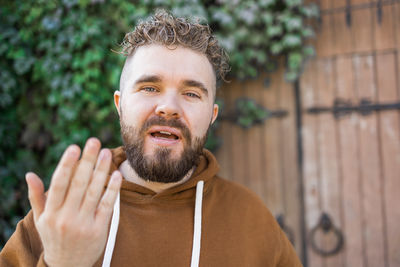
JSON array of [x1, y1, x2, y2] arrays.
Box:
[[0, 147, 303, 267]]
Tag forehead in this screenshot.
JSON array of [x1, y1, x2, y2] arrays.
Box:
[[121, 44, 216, 93]]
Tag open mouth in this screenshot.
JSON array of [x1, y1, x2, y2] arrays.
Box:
[[147, 126, 183, 147], [150, 130, 179, 140]]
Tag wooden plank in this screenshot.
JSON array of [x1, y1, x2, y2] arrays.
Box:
[[215, 86, 233, 180], [352, 8, 374, 53], [396, 2, 400, 48], [332, 11, 353, 55], [352, 0, 370, 5], [373, 3, 396, 51], [279, 72, 302, 255], [228, 81, 248, 187], [353, 54, 386, 267], [261, 72, 285, 217], [316, 58, 344, 267], [332, 0, 347, 10], [320, 0, 332, 11], [244, 77, 266, 203], [335, 56, 365, 267], [316, 13, 335, 58], [375, 52, 400, 267], [300, 59, 324, 267]]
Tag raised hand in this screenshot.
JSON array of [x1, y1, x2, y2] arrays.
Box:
[[25, 138, 122, 267]]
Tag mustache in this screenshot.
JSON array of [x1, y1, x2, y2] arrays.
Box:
[[141, 116, 191, 142]]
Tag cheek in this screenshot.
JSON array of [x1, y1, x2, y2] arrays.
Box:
[[121, 97, 153, 127], [186, 105, 213, 138]]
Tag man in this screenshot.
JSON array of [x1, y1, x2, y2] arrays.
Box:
[[0, 10, 302, 267]]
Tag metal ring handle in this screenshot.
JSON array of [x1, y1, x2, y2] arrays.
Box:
[[309, 213, 344, 257]]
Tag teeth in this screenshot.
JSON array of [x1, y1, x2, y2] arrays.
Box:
[[159, 131, 172, 135]]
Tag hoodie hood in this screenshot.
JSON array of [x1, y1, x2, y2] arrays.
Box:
[[102, 146, 217, 267], [108, 146, 220, 200]]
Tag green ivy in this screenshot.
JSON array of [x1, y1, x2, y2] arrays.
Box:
[[209, 0, 318, 80], [0, 0, 318, 247], [235, 98, 269, 128]]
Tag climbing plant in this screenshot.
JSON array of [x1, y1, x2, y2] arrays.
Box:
[[0, 0, 318, 247]]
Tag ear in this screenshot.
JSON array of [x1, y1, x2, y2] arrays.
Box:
[[211, 103, 219, 124], [114, 90, 121, 117]]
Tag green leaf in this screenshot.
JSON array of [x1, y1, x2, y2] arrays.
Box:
[[288, 52, 303, 70], [284, 0, 303, 7], [303, 46, 315, 57], [267, 25, 283, 37], [271, 42, 284, 55], [301, 27, 315, 38], [301, 4, 320, 18], [238, 117, 252, 128], [259, 0, 276, 8], [285, 17, 302, 31], [285, 71, 298, 82], [282, 34, 302, 48], [261, 13, 274, 25], [256, 109, 268, 119]]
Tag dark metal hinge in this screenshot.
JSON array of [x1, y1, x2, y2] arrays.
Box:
[[377, 0, 383, 24], [346, 0, 352, 27], [219, 97, 288, 128], [276, 214, 295, 245], [306, 98, 400, 118]]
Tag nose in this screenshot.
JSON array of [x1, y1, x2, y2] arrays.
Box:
[[155, 93, 181, 119]]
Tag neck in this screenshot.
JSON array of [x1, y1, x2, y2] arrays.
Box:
[[119, 160, 195, 193]]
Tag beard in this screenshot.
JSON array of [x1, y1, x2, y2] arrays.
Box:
[[120, 115, 208, 183]]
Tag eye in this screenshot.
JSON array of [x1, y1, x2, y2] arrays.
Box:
[[185, 92, 200, 98], [141, 87, 158, 93]]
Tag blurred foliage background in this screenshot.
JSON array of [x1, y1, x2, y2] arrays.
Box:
[[0, 0, 318, 248]]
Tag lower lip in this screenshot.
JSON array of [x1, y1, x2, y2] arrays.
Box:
[[148, 135, 181, 146]]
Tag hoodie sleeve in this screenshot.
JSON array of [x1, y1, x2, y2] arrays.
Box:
[[277, 228, 304, 267], [0, 211, 48, 267]]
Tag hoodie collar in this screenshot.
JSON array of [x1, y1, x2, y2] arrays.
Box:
[[109, 146, 219, 201]]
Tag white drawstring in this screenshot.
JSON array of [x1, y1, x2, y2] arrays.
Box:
[[190, 180, 204, 267], [102, 191, 120, 267], [101, 180, 204, 267]]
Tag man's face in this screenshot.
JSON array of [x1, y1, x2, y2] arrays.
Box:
[[114, 44, 218, 182]]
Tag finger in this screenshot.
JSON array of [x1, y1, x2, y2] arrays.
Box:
[[26, 172, 46, 222], [80, 148, 112, 215], [64, 138, 101, 211], [95, 171, 122, 225], [46, 144, 80, 212]]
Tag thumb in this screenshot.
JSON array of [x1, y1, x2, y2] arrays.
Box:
[[26, 172, 46, 222]]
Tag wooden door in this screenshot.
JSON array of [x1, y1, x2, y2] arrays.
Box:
[[301, 1, 400, 266], [215, 68, 304, 259], [215, 1, 400, 266]]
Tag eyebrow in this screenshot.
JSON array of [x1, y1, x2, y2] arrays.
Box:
[[134, 75, 209, 97], [134, 75, 162, 85], [181, 80, 209, 97]]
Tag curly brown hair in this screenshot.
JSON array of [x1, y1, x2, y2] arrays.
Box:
[[120, 9, 230, 87]]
